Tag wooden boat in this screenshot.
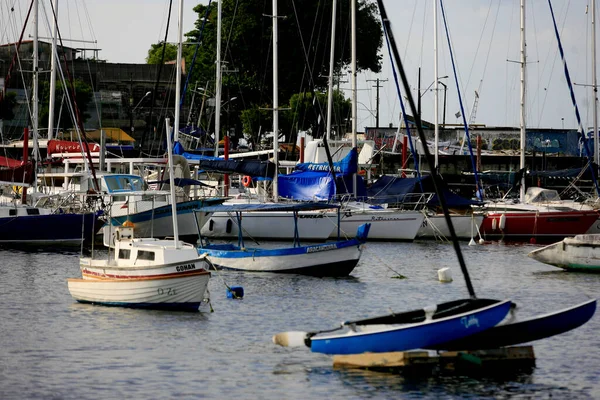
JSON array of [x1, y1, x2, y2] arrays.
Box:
[[68, 119, 211, 311], [427, 299, 596, 350], [273, 298, 513, 355], [67, 270, 210, 311], [528, 234, 600, 272], [196, 202, 370, 277], [479, 210, 599, 243]]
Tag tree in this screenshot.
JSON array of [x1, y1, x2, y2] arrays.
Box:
[[147, 0, 382, 141], [146, 42, 178, 64]]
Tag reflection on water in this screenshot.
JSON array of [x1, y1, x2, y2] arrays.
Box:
[[0, 241, 598, 399]]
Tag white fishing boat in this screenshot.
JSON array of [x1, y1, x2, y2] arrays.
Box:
[[528, 234, 600, 272], [68, 63, 212, 310]]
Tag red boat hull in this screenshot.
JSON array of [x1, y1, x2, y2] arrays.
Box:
[[480, 210, 599, 243]]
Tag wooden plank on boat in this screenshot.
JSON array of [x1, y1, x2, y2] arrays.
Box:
[[332, 346, 535, 373]]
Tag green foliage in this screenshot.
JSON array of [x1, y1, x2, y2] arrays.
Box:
[[38, 79, 93, 131], [0, 91, 17, 121], [147, 0, 382, 140], [146, 42, 178, 64]]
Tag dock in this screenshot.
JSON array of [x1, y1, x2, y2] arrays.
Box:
[[333, 346, 536, 375]]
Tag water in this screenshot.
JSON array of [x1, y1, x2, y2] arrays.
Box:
[[1, 241, 598, 399]]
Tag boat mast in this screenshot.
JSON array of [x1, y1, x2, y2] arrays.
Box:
[[272, 0, 279, 201], [165, 119, 180, 248], [214, 0, 223, 157], [592, 0, 598, 167], [47, 0, 58, 140], [32, 0, 39, 194], [173, 0, 184, 143], [325, 0, 338, 142], [351, 0, 357, 197], [519, 0, 526, 203], [433, 0, 439, 167]]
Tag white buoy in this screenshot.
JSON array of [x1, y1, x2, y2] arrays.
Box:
[[499, 213, 506, 230], [438, 267, 453, 283], [479, 238, 485, 244]]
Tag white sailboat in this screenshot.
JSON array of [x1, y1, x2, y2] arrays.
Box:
[[67, 0, 211, 311]]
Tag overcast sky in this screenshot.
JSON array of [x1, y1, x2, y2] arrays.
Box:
[[1, 0, 596, 132]]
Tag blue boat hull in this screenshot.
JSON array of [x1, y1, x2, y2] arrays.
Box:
[[428, 298, 596, 350], [0, 212, 102, 245], [309, 299, 512, 355]]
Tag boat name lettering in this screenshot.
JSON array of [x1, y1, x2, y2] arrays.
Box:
[[157, 288, 177, 296], [460, 315, 480, 329], [176, 263, 196, 272], [371, 216, 407, 222], [299, 215, 324, 219], [307, 244, 337, 253], [81, 268, 104, 277]]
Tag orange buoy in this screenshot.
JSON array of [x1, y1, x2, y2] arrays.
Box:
[[242, 175, 252, 187]]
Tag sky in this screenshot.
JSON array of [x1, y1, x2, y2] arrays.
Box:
[[1, 0, 597, 133]]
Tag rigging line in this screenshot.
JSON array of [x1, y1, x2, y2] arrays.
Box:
[[476, 1, 501, 99], [290, 0, 327, 125], [440, 0, 483, 201], [418, 0, 427, 72], [464, 0, 494, 93], [547, 0, 600, 197], [142, 0, 174, 156], [382, 7, 422, 186], [179, 0, 213, 121], [49, 1, 98, 188], [377, 0, 477, 300]]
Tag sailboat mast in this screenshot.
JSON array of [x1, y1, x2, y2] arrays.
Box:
[[433, 0, 439, 167], [173, 0, 184, 143], [215, 0, 223, 157], [325, 0, 338, 141], [351, 0, 357, 198], [48, 0, 58, 140], [165, 119, 180, 248], [519, 0, 526, 203], [32, 0, 39, 194], [272, 0, 279, 201], [593, 0, 598, 166]]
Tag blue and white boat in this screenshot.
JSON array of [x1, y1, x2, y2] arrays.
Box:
[[195, 202, 370, 277], [97, 173, 225, 242], [273, 298, 512, 355]]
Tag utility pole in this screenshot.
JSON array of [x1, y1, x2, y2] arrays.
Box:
[[366, 78, 388, 129]]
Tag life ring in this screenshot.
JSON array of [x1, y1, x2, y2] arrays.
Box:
[[242, 176, 252, 187]]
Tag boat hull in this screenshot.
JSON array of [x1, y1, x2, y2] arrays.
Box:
[[201, 210, 335, 240], [67, 270, 210, 311], [428, 299, 596, 350], [0, 211, 102, 246], [528, 234, 600, 272], [309, 299, 512, 355], [336, 210, 424, 241], [202, 239, 364, 277], [417, 214, 484, 240], [480, 210, 599, 243]]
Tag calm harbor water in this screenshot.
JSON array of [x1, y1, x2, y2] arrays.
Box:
[[0, 240, 598, 399]]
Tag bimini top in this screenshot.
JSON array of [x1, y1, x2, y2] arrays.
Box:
[[194, 202, 340, 213]]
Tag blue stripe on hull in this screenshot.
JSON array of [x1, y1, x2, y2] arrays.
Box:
[[74, 299, 201, 312], [110, 198, 222, 226], [310, 301, 512, 355]]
